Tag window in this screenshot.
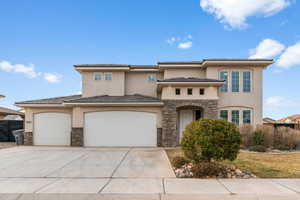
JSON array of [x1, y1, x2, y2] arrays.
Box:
[[187, 88, 193, 95], [94, 73, 102, 81], [231, 71, 239, 92], [104, 73, 112, 81], [243, 71, 251, 92], [231, 110, 240, 125], [175, 88, 181, 95], [220, 110, 228, 121], [148, 74, 156, 82], [243, 110, 251, 124], [220, 71, 228, 92], [199, 88, 205, 95]]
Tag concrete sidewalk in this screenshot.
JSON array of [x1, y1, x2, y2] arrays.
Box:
[[0, 178, 299, 199]]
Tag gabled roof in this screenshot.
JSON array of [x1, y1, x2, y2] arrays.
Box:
[[15, 95, 82, 105], [0, 106, 24, 116], [157, 77, 224, 83], [278, 114, 300, 123], [263, 117, 276, 123], [64, 94, 163, 104]]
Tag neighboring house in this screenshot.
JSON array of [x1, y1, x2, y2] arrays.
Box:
[[15, 59, 273, 147], [0, 106, 24, 120], [278, 114, 300, 124], [263, 117, 276, 124]]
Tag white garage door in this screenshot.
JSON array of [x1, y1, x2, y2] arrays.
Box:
[[84, 111, 157, 147], [34, 113, 71, 146]]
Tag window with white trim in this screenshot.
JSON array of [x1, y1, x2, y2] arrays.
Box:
[[104, 73, 112, 81], [148, 74, 156, 82], [231, 110, 239, 125], [220, 71, 228, 92], [243, 110, 251, 124], [243, 71, 251, 92], [94, 73, 102, 81], [231, 71, 239, 92]]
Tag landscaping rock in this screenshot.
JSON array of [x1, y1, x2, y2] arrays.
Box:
[[174, 163, 256, 179]]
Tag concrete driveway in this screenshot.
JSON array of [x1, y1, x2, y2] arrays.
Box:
[[0, 146, 175, 178], [1, 147, 300, 199]]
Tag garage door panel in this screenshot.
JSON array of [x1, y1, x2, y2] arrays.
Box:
[[84, 111, 157, 147], [34, 113, 71, 146]]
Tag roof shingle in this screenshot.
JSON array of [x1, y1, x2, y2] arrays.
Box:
[[64, 94, 162, 104]]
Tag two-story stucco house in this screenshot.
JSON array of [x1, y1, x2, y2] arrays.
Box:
[[15, 59, 273, 147]]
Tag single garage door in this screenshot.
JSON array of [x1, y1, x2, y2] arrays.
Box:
[[84, 111, 157, 147], [34, 113, 71, 145]]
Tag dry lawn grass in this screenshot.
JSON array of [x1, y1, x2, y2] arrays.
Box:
[[165, 148, 300, 178]]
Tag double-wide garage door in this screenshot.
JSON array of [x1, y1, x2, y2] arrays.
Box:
[[33, 111, 157, 147], [84, 111, 157, 147]]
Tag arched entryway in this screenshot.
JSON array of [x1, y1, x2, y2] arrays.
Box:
[[177, 106, 204, 140]]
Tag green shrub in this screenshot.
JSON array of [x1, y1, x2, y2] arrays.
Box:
[[252, 130, 265, 146], [249, 145, 267, 152], [171, 156, 189, 169], [191, 162, 227, 178], [181, 118, 241, 163]]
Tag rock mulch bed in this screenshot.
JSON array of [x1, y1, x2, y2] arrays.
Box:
[[174, 163, 257, 179]]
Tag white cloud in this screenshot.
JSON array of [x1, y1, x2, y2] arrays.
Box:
[[178, 41, 193, 49], [0, 61, 38, 78], [0, 60, 62, 83], [166, 37, 176, 44], [200, 0, 291, 29], [277, 42, 300, 68], [166, 35, 193, 49], [43, 73, 61, 83], [249, 39, 285, 59], [265, 96, 300, 111]]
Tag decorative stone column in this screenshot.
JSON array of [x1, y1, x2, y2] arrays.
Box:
[[24, 132, 33, 145], [71, 128, 83, 146], [161, 100, 218, 147]]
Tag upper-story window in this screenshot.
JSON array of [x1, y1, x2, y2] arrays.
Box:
[[243, 71, 251, 92], [148, 74, 156, 82], [231, 71, 239, 92], [104, 73, 112, 81], [220, 71, 228, 92], [94, 73, 102, 81], [175, 88, 181, 95], [199, 88, 205, 95], [187, 88, 193, 95]]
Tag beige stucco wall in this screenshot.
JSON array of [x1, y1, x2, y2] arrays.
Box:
[[24, 107, 72, 132], [206, 66, 264, 125], [125, 72, 163, 97], [72, 106, 162, 128], [161, 86, 219, 100], [164, 69, 205, 79], [81, 71, 125, 97]]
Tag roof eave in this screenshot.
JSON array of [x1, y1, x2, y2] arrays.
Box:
[[63, 102, 164, 107]]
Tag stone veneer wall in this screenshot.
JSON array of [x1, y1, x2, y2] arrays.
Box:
[[162, 100, 218, 147], [71, 128, 83, 146], [24, 132, 33, 145]]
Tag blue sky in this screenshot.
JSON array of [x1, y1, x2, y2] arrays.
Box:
[[0, 0, 300, 120]]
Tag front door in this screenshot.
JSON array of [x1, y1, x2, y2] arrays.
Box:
[[179, 109, 203, 140], [179, 110, 194, 139]]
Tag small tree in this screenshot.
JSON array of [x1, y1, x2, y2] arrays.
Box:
[[181, 118, 241, 163]]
